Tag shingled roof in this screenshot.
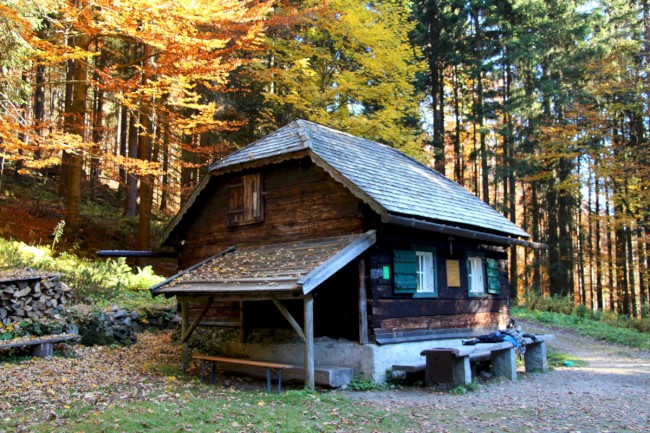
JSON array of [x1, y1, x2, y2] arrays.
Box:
[[151, 231, 376, 297], [162, 120, 529, 244]]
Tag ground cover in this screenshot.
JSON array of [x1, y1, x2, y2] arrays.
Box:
[[513, 306, 650, 350], [1, 320, 649, 433]]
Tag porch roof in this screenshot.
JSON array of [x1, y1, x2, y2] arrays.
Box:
[[151, 230, 376, 298]]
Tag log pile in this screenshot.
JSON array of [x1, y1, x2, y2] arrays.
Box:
[[0, 270, 73, 325]]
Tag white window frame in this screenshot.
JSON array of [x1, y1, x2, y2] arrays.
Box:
[[467, 255, 486, 297], [416, 251, 436, 294]]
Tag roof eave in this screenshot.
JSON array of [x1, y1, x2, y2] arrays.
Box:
[[298, 230, 377, 294], [383, 214, 546, 250]]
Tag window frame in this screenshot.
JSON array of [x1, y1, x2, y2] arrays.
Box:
[[467, 254, 487, 298], [227, 173, 264, 227], [393, 248, 438, 298]]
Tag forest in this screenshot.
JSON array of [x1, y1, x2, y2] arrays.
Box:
[[0, 0, 648, 320]]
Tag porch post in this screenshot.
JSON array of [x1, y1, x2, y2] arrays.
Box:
[[304, 294, 315, 389], [358, 259, 368, 344], [181, 300, 190, 371]]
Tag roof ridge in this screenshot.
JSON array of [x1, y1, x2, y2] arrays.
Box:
[[294, 119, 313, 149], [208, 121, 304, 171]]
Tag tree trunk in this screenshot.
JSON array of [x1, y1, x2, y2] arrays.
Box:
[[452, 64, 463, 185], [426, 0, 445, 174], [33, 64, 45, 161], [595, 174, 603, 310], [124, 111, 139, 217], [137, 43, 155, 253], [59, 39, 76, 198], [65, 34, 90, 226]]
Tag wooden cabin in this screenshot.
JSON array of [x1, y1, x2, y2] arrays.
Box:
[[151, 120, 540, 387]]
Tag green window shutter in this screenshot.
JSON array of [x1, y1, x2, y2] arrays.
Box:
[[486, 258, 500, 294], [394, 250, 417, 293]]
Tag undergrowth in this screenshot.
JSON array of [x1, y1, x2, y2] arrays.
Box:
[[0, 238, 166, 307], [513, 306, 650, 349], [520, 293, 650, 334]]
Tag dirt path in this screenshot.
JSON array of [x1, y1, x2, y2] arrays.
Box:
[[344, 321, 650, 433]]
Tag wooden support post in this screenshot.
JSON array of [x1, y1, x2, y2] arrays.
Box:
[[358, 259, 368, 344], [304, 294, 315, 390], [181, 300, 189, 372], [272, 297, 306, 342], [182, 296, 213, 343], [240, 301, 246, 344]]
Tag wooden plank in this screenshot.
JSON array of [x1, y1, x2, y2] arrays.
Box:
[[299, 230, 376, 293], [304, 295, 315, 390], [193, 355, 293, 370], [369, 298, 506, 319], [377, 311, 504, 332], [358, 259, 368, 344], [272, 298, 306, 342], [0, 334, 80, 349]]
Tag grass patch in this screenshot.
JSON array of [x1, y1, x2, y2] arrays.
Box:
[[0, 238, 169, 309], [19, 389, 412, 433], [347, 375, 385, 391], [547, 351, 588, 369], [513, 306, 650, 350]]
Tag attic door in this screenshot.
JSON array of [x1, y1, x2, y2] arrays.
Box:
[[227, 173, 263, 226]]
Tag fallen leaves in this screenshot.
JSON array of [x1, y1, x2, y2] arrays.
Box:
[[0, 331, 182, 431]]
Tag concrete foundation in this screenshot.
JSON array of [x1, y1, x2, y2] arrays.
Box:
[[190, 331, 554, 386]]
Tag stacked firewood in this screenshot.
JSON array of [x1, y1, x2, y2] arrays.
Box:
[[0, 271, 73, 325]]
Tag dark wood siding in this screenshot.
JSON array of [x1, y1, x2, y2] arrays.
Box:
[[175, 157, 367, 267], [172, 158, 366, 329], [368, 227, 510, 342]]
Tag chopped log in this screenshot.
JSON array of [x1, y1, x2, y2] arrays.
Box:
[[0, 273, 74, 323]]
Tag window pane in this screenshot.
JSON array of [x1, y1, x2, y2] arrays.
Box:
[[416, 251, 434, 293]]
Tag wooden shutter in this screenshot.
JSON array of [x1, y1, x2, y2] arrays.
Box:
[[227, 173, 263, 226], [227, 179, 245, 225], [486, 258, 500, 294], [394, 250, 417, 293]]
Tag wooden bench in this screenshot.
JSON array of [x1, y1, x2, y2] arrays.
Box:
[[193, 355, 294, 393], [0, 334, 80, 358], [393, 334, 554, 386]]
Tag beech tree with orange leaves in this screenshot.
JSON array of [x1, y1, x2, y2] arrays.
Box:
[[0, 0, 272, 248]]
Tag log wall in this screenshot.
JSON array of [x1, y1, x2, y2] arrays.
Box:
[[368, 228, 510, 341], [175, 158, 367, 267]]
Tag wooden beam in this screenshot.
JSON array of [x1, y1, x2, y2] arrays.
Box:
[[299, 230, 376, 293], [272, 297, 306, 342], [358, 259, 369, 344], [304, 295, 315, 390], [180, 301, 190, 372], [182, 296, 214, 343]]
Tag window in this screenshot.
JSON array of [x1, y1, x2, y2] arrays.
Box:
[[227, 173, 263, 226], [467, 255, 486, 297], [394, 249, 437, 297]]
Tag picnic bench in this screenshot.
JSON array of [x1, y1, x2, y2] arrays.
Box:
[[0, 334, 80, 358], [194, 355, 294, 393], [393, 334, 554, 386]]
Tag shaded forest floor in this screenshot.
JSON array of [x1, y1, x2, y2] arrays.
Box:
[[1, 322, 649, 432], [347, 320, 650, 432]]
